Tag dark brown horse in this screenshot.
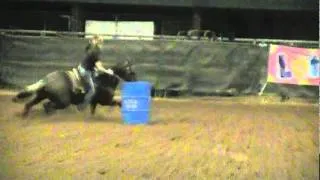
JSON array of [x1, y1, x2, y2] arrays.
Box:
[[12, 61, 137, 117]]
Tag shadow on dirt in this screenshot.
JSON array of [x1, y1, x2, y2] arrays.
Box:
[[12, 107, 123, 125], [148, 117, 195, 126]]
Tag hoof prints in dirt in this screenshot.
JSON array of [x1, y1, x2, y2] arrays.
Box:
[[141, 173, 152, 179], [98, 168, 108, 175], [114, 142, 131, 148], [170, 136, 182, 141]]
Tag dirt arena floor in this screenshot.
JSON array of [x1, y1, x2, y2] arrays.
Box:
[[0, 90, 318, 179]]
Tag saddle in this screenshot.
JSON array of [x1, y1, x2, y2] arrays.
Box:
[[66, 68, 86, 94]]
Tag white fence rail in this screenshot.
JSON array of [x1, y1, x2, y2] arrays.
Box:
[[0, 29, 318, 48]]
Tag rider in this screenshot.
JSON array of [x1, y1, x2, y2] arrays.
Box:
[[77, 35, 114, 110]]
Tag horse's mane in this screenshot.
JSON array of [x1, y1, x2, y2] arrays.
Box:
[[94, 63, 125, 88], [110, 61, 130, 71]]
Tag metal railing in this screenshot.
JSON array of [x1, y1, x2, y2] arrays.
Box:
[[0, 28, 318, 48]]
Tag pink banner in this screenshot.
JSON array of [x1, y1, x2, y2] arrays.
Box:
[[267, 44, 320, 86]]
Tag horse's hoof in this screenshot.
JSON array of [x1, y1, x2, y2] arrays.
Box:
[[77, 104, 87, 111], [85, 114, 94, 121], [43, 103, 51, 114], [21, 112, 28, 119], [12, 97, 18, 103], [280, 96, 290, 102]]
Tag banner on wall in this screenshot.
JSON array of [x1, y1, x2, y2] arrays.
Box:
[[267, 44, 320, 86], [85, 20, 154, 40]]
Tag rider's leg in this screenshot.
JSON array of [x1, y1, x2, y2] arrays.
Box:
[[78, 72, 96, 110], [83, 73, 96, 105]]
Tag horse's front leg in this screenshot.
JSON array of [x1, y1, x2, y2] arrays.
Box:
[[83, 103, 97, 121], [100, 100, 120, 120]]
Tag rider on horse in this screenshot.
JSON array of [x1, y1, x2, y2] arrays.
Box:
[[77, 35, 114, 111]]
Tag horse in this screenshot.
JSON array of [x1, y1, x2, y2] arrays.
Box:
[[12, 61, 137, 117]]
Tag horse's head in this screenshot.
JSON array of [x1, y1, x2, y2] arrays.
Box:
[[111, 60, 137, 82], [94, 60, 137, 88]]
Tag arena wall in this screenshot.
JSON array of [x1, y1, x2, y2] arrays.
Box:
[[0, 35, 317, 97]]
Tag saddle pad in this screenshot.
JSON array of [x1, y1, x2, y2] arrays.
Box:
[[66, 68, 85, 93]]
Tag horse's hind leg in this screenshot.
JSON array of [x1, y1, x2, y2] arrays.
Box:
[[43, 101, 57, 115], [90, 103, 98, 115], [22, 93, 46, 118]]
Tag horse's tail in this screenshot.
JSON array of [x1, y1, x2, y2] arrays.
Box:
[[12, 79, 47, 102]]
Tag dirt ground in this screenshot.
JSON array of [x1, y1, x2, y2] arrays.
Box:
[[0, 90, 318, 180]]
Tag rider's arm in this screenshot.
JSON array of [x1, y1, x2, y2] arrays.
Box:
[[95, 61, 114, 75]]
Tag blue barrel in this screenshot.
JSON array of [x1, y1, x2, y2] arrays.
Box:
[[121, 81, 152, 125]]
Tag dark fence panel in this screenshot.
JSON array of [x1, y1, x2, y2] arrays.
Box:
[[0, 35, 317, 97]]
